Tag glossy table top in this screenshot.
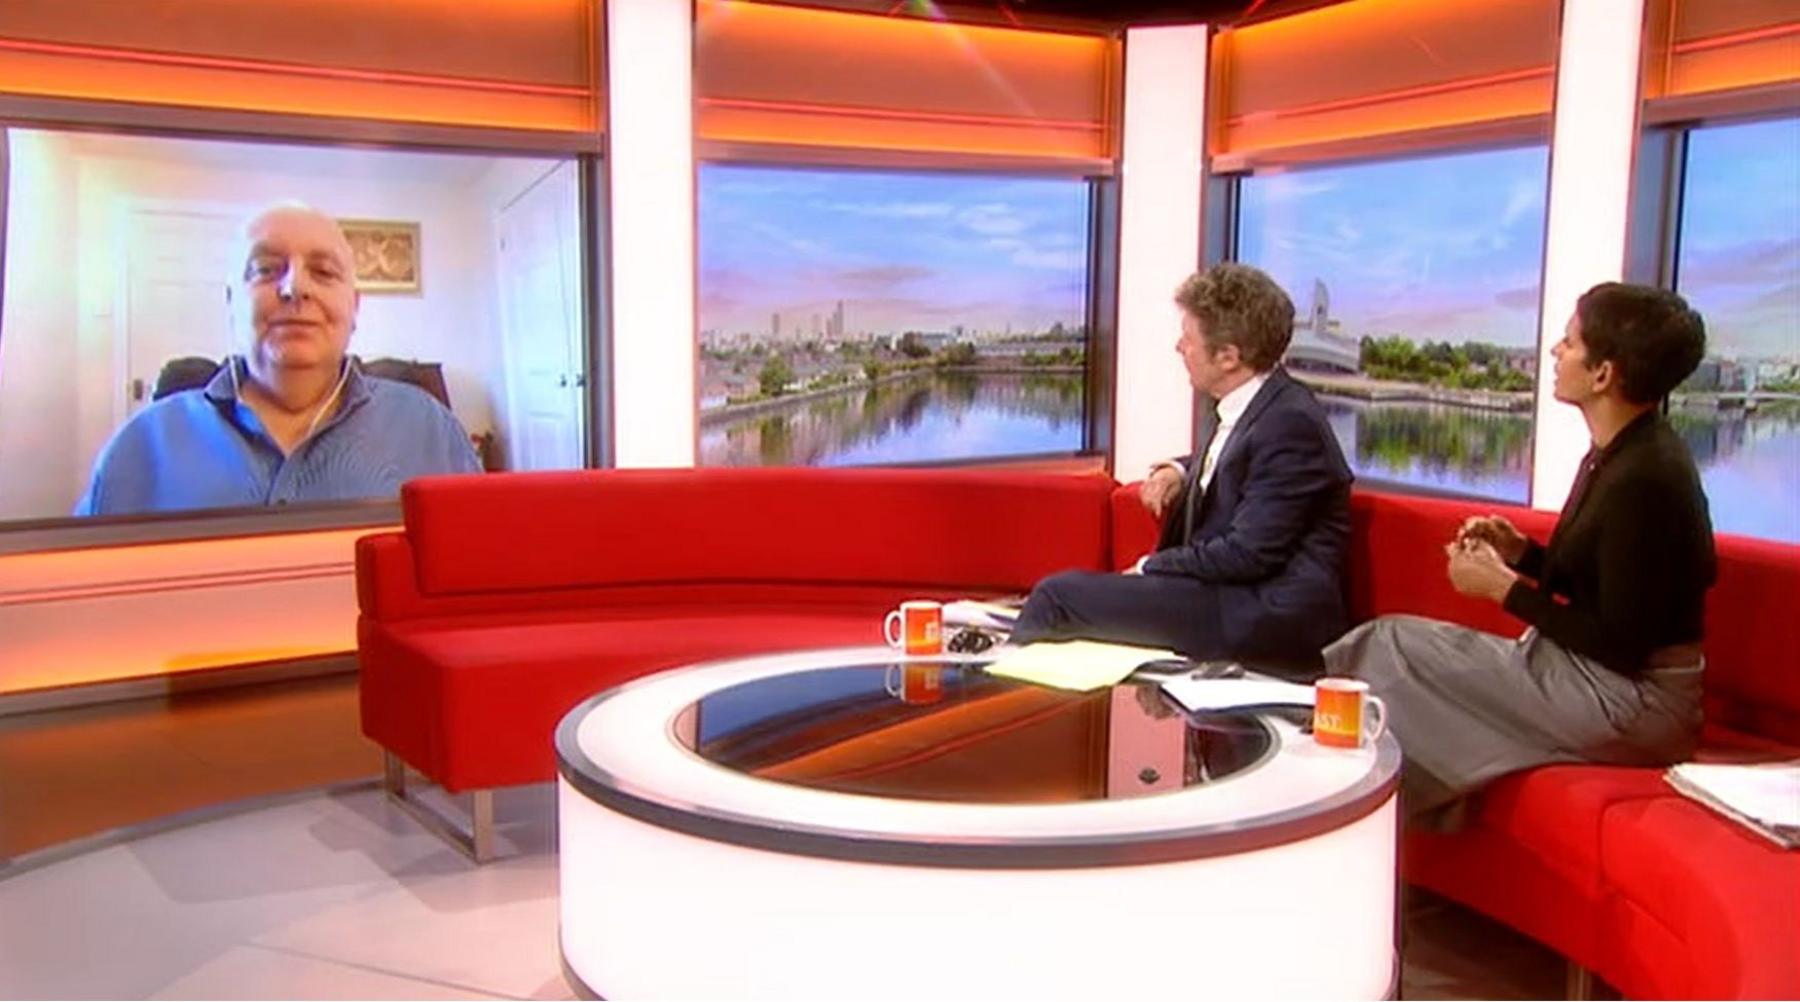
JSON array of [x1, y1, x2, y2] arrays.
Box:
[[682, 661, 1277, 805], [556, 647, 1401, 867]]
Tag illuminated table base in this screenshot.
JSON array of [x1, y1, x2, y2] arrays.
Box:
[[557, 648, 1400, 1000]]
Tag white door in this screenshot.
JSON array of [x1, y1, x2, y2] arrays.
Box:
[[497, 161, 585, 471], [119, 207, 241, 421]]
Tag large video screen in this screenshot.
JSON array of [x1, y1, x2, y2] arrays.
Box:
[[0, 129, 589, 522], [1238, 144, 1550, 503], [697, 164, 1093, 467]]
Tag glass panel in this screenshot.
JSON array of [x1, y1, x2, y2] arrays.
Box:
[[1674, 116, 1800, 544], [697, 164, 1091, 467], [1237, 145, 1550, 502], [0, 128, 589, 523]]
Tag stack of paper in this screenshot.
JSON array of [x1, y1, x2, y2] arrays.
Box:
[[1158, 676, 1316, 715], [984, 640, 1178, 692], [1665, 760, 1800, 849]]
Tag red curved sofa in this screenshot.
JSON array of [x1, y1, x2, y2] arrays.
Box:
[[359, 468, 1798, 998], [1344, 491, 1800, 1000], [358, 468, 1135, 793]]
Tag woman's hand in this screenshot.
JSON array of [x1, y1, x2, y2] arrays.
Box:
[[1455, 514, 1528, 566], [1140, 465, 1184, 518], [1446, 539, 1519, 603]]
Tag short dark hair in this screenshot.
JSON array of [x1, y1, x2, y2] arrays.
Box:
[[1575, 282, 1706, 404], [1174, 263, 1295, 371]]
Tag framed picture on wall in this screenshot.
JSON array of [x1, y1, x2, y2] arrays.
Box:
[[340, 218, 422, 294]]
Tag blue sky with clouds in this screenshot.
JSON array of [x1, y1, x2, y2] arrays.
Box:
[[1237, 144, 1551, 350], [699, 164, 1089, 337], [1677, 116, 1800, 361]]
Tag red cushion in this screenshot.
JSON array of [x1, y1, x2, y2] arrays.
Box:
[[1465, 766, 1673, 893], [363, 608, 888, 790], [1600, 795, 1800, 1000], [402, 468, 1115, 597], [1345, 490, 1558, 634], [1406, 824, 1612, 970], [1109, 482, 1162, 570], [1701, 532, 1800, 745]]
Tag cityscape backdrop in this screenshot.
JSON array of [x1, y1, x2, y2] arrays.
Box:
[[697, 124, 1797, 542]]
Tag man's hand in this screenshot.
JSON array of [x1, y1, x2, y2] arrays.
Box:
[[1455, 514, 1528, 566], [1141, 464, 1183, 518], [1446, 539, 1518, 603]]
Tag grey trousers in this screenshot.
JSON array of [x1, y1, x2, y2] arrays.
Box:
[[1322, 615, 1702, 826]]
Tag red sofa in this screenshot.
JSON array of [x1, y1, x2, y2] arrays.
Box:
[[357, 467, 1133, 793], [360, 469, 1798, 998], [1119, 488, 1800, 999]]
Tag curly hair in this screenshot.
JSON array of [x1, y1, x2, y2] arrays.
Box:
[[1575, 283, 1707, 404], [1173, 263, 1295, 370]]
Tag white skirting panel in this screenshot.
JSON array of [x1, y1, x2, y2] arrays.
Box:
[[1112, 25, 1210, 479], [1531, 0, 1649, 509]]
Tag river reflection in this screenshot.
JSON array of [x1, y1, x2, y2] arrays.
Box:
[[1323, 395, 1798, 542], [1322, 397, 1532, 502], [701, 379, 1795, 542], [700, 371, 1085, 467], [1670, 400, 1800, 543]]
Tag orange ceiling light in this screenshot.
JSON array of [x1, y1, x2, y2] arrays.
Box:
[[0, 0, 600, 133], [1213, 0, 1560, 163], [695, 0, 1118, 164]]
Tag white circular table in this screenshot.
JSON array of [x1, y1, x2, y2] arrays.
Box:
[[557, 646, 1401, 1000]]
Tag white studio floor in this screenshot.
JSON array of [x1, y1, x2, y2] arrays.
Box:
[[0, 781, 1575, 1001], [0, 784, 569, 1001]]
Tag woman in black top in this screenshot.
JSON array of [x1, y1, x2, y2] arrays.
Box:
[[1324, 283, 1715, 827]]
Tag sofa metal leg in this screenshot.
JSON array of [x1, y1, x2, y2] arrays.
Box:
[[380, 750, 497, 864], [1565, 961, 1594, 1001]]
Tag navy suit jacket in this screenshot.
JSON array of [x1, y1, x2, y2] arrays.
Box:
[[1143, 367, 1353, 664]]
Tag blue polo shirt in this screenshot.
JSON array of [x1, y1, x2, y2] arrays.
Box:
[[76, 361, 482, 516]]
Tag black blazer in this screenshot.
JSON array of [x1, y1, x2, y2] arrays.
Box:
[[1143, 367, 1353, 664]]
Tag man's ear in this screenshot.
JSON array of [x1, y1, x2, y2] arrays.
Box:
[[1590, 358, 1617, 395]]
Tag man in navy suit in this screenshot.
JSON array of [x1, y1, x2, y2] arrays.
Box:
[[1011, 263, 1352, 671]]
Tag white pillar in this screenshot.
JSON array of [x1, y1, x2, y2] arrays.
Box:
[[1531, 0, 1648, 509], [606, 0, 697, 468], [1114, 25, 1210, 477]]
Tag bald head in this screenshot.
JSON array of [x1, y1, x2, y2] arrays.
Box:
[[229, 201, 361, 383], [232, 202, 355, 281]]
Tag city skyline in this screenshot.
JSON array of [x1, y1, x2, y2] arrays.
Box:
[[699, 165, 1089, 338]]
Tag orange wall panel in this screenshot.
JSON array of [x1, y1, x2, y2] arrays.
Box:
[[696, 0, 1116, 162], [0, 0, 599, 131], [0, 528, 386, 695], [1214, 0, 1559, 159]]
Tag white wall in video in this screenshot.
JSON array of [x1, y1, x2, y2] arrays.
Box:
[[0, 129, 588, 521]]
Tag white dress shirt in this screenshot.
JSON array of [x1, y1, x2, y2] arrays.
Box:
[[1197, 370, 1268, 492]]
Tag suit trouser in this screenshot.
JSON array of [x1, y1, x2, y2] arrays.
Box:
[[1012, 569, 1225, 658]]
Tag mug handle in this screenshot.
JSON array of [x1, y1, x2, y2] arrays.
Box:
[[885, 664, 903, 698], [884, 610, 903, 648], [1362, 694, 1388, 743]]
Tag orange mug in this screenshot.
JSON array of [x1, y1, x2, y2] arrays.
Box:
[[883, 600, 943, 656], [885, 663, 944, 705], [1313, 678, 1388, 748]]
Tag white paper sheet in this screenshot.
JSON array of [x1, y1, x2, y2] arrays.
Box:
[[1158, 676, 1317, 715]]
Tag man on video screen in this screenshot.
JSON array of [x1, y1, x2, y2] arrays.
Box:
[[76, 202, 480, 516]]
